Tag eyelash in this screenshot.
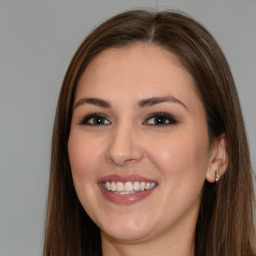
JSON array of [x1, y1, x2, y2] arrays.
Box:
[[78, 113, 111, 126], [144, 112, 177, 126], [78, 112, 177, 127]]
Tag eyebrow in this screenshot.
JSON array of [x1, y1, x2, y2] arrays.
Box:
[[74, 98, 111, 109], [138, 96, 189, 111], [74, 96, 188, 111]]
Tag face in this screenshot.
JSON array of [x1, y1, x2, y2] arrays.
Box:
[[68, 44, 215, 244]]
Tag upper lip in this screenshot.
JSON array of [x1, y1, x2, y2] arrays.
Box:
[[97, 174, 157, 184]]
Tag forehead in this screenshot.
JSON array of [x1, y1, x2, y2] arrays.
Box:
[[76, 44, 198, 103]]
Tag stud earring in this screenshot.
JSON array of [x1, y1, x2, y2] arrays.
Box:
[[215, 170, 220, 183]]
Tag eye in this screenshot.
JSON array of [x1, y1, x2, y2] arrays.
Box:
[[144, 112, 177, 126], [78, 113, 111, 126]]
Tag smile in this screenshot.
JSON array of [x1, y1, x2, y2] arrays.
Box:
[[103, 181, 157, 194], [98, 175, 158, 204]]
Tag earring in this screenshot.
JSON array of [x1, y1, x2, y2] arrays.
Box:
[[215, 170, 220, 183]]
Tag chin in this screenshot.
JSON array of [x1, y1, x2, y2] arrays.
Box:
[[99, 217, 155, 242], [101, 228, 151, 243]]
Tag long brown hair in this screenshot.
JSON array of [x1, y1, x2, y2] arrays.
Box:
[[43, 10, 255, 255]]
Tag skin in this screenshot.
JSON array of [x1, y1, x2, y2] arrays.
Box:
[[68, 44, 227, 256]]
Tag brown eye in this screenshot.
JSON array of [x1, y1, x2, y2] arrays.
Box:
[[79, 113, 111, 126], [144, 113, 177, 126]]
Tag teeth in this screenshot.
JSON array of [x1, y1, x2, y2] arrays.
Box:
[[134, 181, 140, 191], [145, 182, 151, 190], [125, 181, 133, 192], [103, 181, 156, 193], [140, 182, 145, 191], [116, 182, 124, 192], [105, 181, 111, 191], [110, 181, 116, 191]]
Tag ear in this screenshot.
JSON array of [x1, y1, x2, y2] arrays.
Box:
[[205, 134, 228, 183]]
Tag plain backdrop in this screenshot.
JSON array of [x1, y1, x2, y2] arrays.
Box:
[[0, 0, 255, 255]]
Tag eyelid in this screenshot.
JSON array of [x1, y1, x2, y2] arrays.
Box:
[[143, 112, 177, 126], [78, 113, 111, 126]]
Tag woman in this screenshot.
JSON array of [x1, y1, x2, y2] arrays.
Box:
[[43, 10, 255, 256]]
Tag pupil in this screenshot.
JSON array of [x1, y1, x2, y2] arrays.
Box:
[[155, 117, 165, 125], [95, 118, 104, 124]]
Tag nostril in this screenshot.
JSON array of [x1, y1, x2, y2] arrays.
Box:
[[106, 152, 143, 167]]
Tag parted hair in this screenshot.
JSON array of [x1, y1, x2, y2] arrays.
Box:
[[43, 9, 255, 256]]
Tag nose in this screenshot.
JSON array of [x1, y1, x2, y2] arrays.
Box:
[[105, 122, 144, 167]]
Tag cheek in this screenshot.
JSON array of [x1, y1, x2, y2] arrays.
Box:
[[147, 131, 210, 181], [68, 131, 102, 181], [68, 131, 104, 216]]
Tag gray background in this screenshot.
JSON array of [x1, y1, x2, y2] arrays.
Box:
[[0, 0, 255, 255]]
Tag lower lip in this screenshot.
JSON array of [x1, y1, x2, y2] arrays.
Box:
[[98, 184, 156, 204]]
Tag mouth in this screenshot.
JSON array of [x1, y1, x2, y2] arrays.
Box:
[[102, 181, 157, 194], [98, 175, 158, 204]]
